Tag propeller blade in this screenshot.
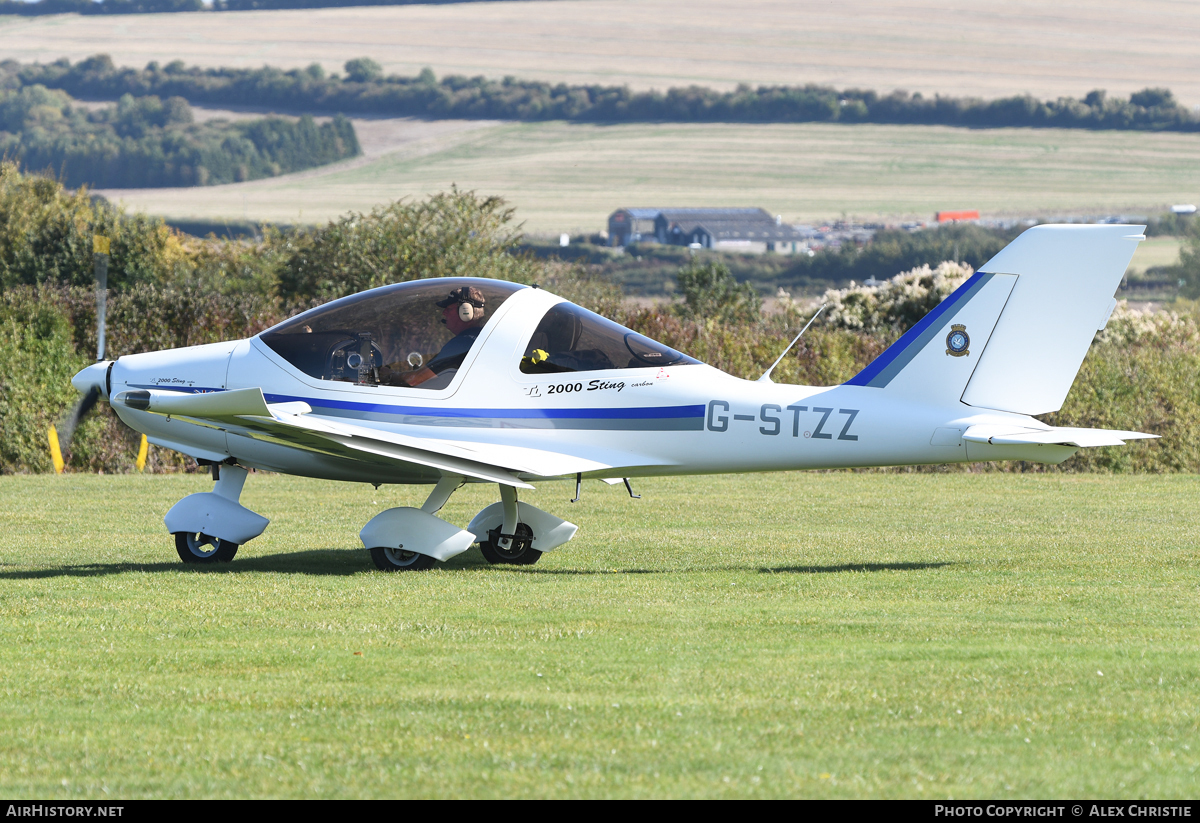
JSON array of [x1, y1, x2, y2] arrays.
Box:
[[58, 386, 100, 450], [94, 245, 108, 362]]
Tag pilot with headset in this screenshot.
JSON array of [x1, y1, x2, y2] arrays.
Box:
[[404, 286, 487, 388]]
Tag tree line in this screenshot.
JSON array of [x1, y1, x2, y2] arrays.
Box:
[[0, 0, 506, 14], [7, 55, 1197, 132], [0, 83, 359, 188]]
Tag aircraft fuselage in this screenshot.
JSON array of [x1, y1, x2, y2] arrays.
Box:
[[103, 285, 1071, 486]]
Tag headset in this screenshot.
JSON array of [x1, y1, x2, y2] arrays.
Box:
[[458, 302, 475, 322]]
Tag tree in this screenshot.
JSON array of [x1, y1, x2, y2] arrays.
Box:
[[1176, 221, 1200, 300], [674, 258, 760, 325], [1130, 88, 1176, 109], [275, 188, 539, 300], [344, 57, 382, 83]]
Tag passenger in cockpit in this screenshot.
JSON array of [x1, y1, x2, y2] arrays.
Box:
[[402, 286, 487, 389]]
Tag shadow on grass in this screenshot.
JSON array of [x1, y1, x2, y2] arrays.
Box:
[[760, 561, 953, 574], [0, 548, 381, 579], [0, 553, 950, 579], [496, 561, 954, 575]]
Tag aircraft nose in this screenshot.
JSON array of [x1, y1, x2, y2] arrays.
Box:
[[72, 361, 111, 399]]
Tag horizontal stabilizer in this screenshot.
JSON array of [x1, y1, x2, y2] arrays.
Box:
[[963, 425, 1158, 448]]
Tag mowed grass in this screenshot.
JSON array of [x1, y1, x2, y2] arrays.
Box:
[[1, 471, 1198, 798], [99, 121, 1200, 232], [3, 0, 1200, 104]]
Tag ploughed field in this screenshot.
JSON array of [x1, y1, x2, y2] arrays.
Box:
[[96, 121, 1200, 233], [1, 472, 1197, 798], [3, 0, 1200, 105]]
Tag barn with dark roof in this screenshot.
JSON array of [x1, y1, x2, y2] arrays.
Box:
[[608, 207, 806, 252]]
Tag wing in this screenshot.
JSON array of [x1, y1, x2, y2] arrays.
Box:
[[115, 387, 621, 487]]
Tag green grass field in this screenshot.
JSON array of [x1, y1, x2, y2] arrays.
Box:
[[98, 121, 1200, 232], [2, 472, 1198, 798]]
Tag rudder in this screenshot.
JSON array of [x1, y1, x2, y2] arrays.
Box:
[[960, 224, 1143, 415], [842, 224, 1143, 413]]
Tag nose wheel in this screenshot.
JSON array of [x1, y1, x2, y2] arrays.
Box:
[[479, 523, 541, 565], [174, 532, 239, 564]]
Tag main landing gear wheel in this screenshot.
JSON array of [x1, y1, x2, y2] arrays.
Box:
[[479, 523, 542, 566], [174, 532, 239, 564], [369, 546, 438, 572]]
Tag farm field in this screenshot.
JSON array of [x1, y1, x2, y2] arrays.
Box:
[[2, 1, 1200, 105], [95, 120, 1200, 233], [1127, 237, 1183, 277], [1, 471, 1197, 798]]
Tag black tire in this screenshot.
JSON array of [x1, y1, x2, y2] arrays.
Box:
[[174, 532, 238, 564], [478, 523, 542, 566], [369, 546, 437, 571]]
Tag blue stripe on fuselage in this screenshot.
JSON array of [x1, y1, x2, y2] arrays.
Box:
[[127, 384, 704, 430]]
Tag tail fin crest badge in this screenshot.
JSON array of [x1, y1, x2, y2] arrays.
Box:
[[946, 324, 970, 357]]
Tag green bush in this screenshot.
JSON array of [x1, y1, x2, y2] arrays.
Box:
[[0, 161, 193, 290], [0, 289, 89, 473], [674, 259, 760, 325], [1045, 307, 1200, 472], [819, 261, 975, 332], [274, 188, 543, 300], [0, 283, 287, 474]]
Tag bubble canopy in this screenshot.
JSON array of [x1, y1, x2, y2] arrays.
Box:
[[261, 278, 525, 390], [519, 302, 699, 374], [260, 277, 699, 389]]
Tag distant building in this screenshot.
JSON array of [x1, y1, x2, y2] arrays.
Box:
[[935, 210, 980, 223], [607, 208, 662, 246], [607, 207, 807, 253]]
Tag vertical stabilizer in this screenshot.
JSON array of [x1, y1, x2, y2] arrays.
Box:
[[960, 225, 1142, 415]]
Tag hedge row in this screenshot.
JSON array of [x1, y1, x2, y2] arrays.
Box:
[[8, 55, 1197, 131], [0, 165, 1194, 474], [7, 277, 1194, 475]]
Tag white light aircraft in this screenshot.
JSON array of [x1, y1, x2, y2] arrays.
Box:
[[67, 225, 1156, 570]]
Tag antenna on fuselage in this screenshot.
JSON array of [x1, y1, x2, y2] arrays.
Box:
[[757, 303, 827, 384]]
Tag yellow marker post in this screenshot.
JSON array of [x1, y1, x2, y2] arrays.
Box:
[[136, 434, 149, 472], [47, 426, 65, 474], [92, 235, 110, 255]]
